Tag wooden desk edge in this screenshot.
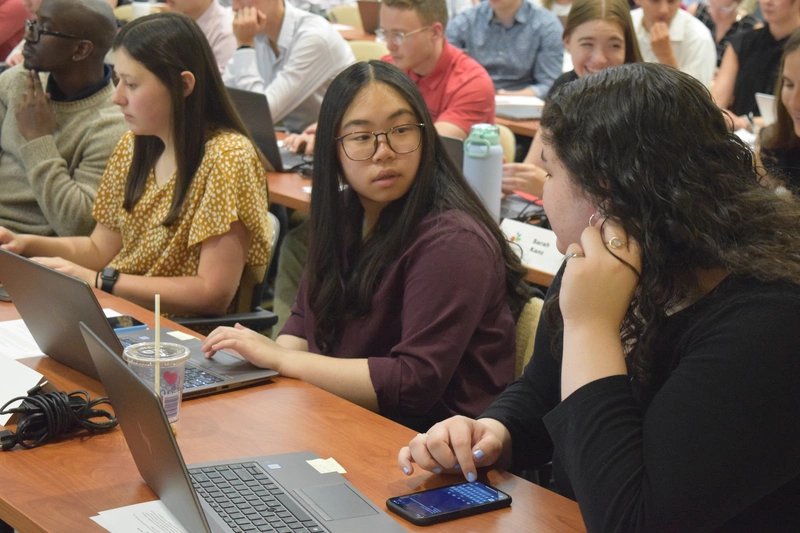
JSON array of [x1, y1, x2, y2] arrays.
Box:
[[525, 267, 555, 287]]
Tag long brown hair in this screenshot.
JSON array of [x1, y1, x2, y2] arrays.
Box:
[[114, 13, 253, 225], [562, 0, 643, 64], [759, 28, 800, 153]]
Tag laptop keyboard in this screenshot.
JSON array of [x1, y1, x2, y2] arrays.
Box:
[[118, 336, 225, 391], [190, 463, 325, 533], [183, 366, 225, 389]]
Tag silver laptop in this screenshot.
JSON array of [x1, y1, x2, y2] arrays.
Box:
[[0, 249, 277, 399], [226, 87, 311, 173], [440, 135, 464, 170], [755, 92, 776, 127], [357, 0, 380, 34], [80, 324, 407, 533]]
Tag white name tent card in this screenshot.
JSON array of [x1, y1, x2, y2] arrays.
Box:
[[501, 218, 564, 275]]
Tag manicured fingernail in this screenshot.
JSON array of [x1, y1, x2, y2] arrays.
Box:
[[433, 467, 442, 474], [402, 467, 410, 475], [453, 464, 460, 469], [473, 449, 484, 460], [467, 472, 476, 482]]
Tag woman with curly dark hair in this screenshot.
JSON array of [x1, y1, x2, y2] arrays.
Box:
[[399, 63, 800, 532]]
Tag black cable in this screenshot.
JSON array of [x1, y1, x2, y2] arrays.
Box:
[[0, 381, 118, 451]]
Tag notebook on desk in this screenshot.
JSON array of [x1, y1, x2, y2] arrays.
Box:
[[80, 324, 407, 533], [0, 249, 277, 399], [226, 87, 311, 173]]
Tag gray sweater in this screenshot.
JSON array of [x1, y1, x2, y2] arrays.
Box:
[[0, 65, 127, 236]]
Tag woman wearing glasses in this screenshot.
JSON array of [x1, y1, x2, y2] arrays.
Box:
[[204, 61, 531, 431]]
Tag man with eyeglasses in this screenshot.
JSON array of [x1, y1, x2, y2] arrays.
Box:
[[283, 0, 495, 152], [0, 0, 127, 237], [222, 0, 355, 134], [377, 0, 495, 140], [446, 0, 564, 97]]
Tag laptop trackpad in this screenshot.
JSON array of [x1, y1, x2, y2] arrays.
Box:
[[294, 484, 377, 521]]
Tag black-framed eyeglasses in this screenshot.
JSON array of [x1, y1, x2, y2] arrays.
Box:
[[24, 19, 82, 44], [335, 123, 425, 161]]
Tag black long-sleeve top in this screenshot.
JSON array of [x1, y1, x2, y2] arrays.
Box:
[[482, 271, 800, 532]]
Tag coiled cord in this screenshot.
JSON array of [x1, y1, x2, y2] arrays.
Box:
[[0, 382, 118, 451]]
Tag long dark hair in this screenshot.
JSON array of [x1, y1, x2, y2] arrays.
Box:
[[114, 13, 252, 225], [541, 63, 800, 386], [308, 61, 531, 353], [759, 28, 800, 153]]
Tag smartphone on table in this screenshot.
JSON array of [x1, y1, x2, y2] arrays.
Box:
[[387, 481, 511, 526], [106, 315, 147, 333]]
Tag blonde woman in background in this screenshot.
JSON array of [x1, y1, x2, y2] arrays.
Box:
[[502, 0, 642, 203]]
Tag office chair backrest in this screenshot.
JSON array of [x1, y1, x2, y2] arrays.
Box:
[[328, 5, 362, 27], [231, 211, 279, 314], [515, 296, 543, 378], [348, 40, 390, 62], [496, 123, 517, 164]]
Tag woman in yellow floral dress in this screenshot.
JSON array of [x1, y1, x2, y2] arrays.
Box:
[[0, 13, 271, 316]]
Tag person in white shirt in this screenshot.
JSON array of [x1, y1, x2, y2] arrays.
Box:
[[631, 0, 716, 86], [166, 0, 236, 73], [222, 0, 355, 133]]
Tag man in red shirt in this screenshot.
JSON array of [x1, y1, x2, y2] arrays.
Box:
[[379, 0, 495, 140], [283, 0, 495, 153]]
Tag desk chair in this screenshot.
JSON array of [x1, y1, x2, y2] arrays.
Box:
[[497, 123, 517, 164], [515, 295, 543, 378], [348, 40, 389, 62], [328, 5, 363, 27], [113, 4, 161, 21], [173, 211, 280, 333]]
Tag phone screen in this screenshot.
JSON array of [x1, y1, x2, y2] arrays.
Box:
[[107, 315, 146, 330], [388, 481, 510, 524]]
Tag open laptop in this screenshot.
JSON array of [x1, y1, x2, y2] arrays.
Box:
[[0, 249, 277, 399], [357, 0, 380, 34], [80, 324, 407, 533], [755, 92, 776, 127], [440, 134, 464, 170], [226, 87, 311, 173]]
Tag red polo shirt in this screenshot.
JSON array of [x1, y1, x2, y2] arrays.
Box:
[[0, 0, 27, 61], [383, 40, 495, 134]]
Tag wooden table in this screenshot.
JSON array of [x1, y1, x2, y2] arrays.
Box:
[[0, 296, 584, 533], [268, 171, 311, 213], [338, 27, 377, 41], [496, 116, 539, 139]]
